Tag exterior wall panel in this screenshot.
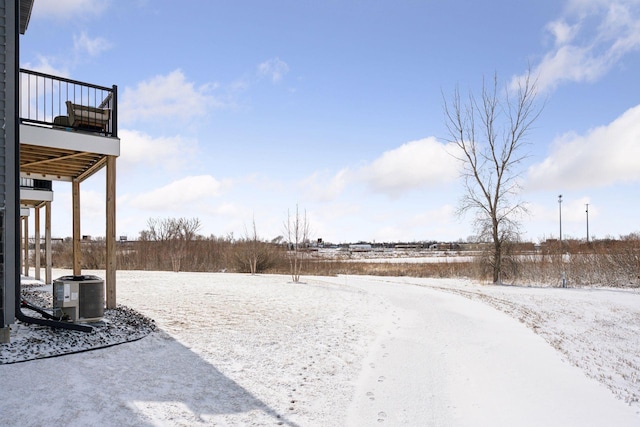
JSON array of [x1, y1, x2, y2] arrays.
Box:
[[1, 0, 18, 328]]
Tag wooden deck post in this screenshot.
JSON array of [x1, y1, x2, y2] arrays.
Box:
[[23, 216, 29, 276], [45, 201, 52, 284], [106, 155, 116, 308], [20, 217, 23, 276], [72, 179, 81, 276], [34, 206, 41, 280]]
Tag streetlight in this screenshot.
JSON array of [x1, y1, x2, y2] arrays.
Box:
[[586, 203, 589, 243], [558, 195, 563, 244]]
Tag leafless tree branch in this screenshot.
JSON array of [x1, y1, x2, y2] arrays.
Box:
[[443, 69, 542, 283]]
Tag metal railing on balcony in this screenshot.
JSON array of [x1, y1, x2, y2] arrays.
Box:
[[20, 178, 53, 191], [19, 68, 118, 138]]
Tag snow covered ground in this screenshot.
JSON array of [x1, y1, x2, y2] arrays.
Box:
[[1, 269, 639, 426]]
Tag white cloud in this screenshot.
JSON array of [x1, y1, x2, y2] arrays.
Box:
[[22, 33, 110, 78], [529, 196, 593, 225], [73, 31, 112, 56], [410, 204, 458, 226], [130, 175, 230, 211], [229, 58, 290, 93], [546, 20, 580, 46], [120, 70, 221, 123], [49, 187, 107, 238], [211, 202, 240, 216], [360, 137, 460, 197], [257, 58, 290, 83], [20, 58, 70, 115], [527, 104, 640, 190], [80, 189, 107, 220], [21, 56, 69, 78], [362, 204, 461, 242], [118, 129, 198, 172], [32, 0, 109, 20], [527, 43, 611, 92], [296, 138, 459, 202], [299, 168, 350, 202], [514, 0, 640, 92]]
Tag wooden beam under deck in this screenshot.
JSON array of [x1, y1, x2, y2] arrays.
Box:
[[21, 144, 104, 181]]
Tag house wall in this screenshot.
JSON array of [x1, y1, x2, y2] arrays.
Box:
[[1, 0, 19, 333]]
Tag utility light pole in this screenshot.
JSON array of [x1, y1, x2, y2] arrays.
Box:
[[558, 195, 563, 244], [586, 203, 589, 243]]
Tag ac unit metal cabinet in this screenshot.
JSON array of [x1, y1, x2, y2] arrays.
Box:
[[53, 275, 104, 322]]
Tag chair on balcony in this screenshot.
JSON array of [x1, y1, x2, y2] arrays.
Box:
[[53, 115, 71, 129], [65, 101, 110, 132]]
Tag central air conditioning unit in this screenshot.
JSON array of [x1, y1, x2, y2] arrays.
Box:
[[53, 275, 104, 322]]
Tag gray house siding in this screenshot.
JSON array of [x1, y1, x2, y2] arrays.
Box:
[[1, 0, 19, 332]]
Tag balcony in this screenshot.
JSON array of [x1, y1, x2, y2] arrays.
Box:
[[20, 178, 53, 209], [19, 69, 120, 182], [20, 178, 53, 191]]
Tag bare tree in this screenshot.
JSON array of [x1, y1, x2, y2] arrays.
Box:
[[284, 205, 310, 283], [443, 71, 542, 284], [172, 217, 201, 272], [143, 217, 202, 272], [244, 218, 259, 275], [242, 216, 262, 275], [229, 217, 282, 274]]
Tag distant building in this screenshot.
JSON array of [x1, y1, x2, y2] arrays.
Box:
[[349, 244, 372, 252]]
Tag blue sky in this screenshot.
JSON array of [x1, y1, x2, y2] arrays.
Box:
[[20, 0, 640, 243]]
